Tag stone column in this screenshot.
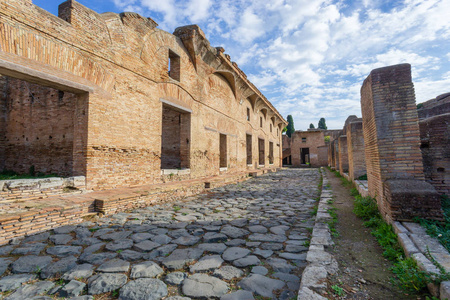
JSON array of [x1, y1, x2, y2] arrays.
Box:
[[347, 119, 366, 181], [360, 63, 442, 221]]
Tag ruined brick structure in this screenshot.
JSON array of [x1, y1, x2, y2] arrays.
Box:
[[360, 64, 442, 221], [338, 135, 348, 174], [0, 0, 286, 192], [418, 93, 450, 195], [290, 130, 328, 167], [346, 118, 366, 181]]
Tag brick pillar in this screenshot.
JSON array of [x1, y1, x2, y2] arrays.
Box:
[[360, 64, 442, 221], [338, 135, 348, 174], [347, 119, 366, 181], [333, 139, 339, 171]]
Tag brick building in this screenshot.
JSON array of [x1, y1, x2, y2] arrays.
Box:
[[289, 130, 328, 167], [0, 0, 286, 191]]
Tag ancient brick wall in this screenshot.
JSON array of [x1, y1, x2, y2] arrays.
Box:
[[291, 130, 327, 167], [0, 0, 286, 190], [317, 145, 328, 167], [417, 93, 450, 120], [347, 119, 366, 181], [360, 64, 442, 221], [0, 76, 77, 176], [333, 139, 340, 171], [338, 135, 348, 174], [417, 93, 450, 196], [419, 114, 450, 195]]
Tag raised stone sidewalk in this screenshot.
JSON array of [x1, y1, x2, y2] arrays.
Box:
[[0, 169, 320, 299]]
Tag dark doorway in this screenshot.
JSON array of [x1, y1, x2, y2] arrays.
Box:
[[269, 142, 274, 164], [246, 134, 252, 165], [161, 105, 190, 169], [219, 133, 227, 168], [301, 147, 310, 164], [258, 138, 265, 165]]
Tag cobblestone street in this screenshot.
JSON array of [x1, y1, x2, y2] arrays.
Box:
[[0, 169, 321, 300]]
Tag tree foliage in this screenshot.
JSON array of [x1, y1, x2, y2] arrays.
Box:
[[286, 115, 295, 137], [309, 123, 315, 129], [318, 117, 327, 130]]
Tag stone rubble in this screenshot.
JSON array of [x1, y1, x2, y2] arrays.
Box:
[[0, 169, 319, 299]]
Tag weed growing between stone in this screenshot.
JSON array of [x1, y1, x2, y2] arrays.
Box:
[[417, 194, 450, 252], [352, 191, 450, 294]]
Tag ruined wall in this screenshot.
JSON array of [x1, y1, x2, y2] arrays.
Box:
[[360, 64, 442, 221], [338, 135, 348, 174], [291, 130, 326, 167], [317, 145, 328, 167], [347, 119, 366, 181], [417, 93, 450, 120], [0, 76, 76, 176], [0, 0, 286, 190], [333, 139, 340, 171]]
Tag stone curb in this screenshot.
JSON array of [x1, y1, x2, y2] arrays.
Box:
[[298, 169, 338, 299], [392, 221, 450, 299]]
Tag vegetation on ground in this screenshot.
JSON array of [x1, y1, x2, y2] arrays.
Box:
[[417, 194, 450, 252], [0, 168, 57, 180], [329, 169, 450, 295], [351, 188, 450, 293]]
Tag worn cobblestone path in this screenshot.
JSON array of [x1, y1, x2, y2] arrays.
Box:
[[0, 169, 320, 300]]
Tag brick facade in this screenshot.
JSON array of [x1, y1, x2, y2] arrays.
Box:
[[291, 130, 328, 167], [360, 64, 442, 221], [0, 0, 286, 192]]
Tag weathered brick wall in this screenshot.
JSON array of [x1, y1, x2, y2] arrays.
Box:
[[0, 76, 76, 176], [338, 135, 348, 174], [360, 64, 442, 221], [417, 93, 450, 120], [419, 113, 450, 195], [317, 145, 328, 166], [417, 93, 450, 196], [333, 139, 340, 171], [347, 119, 366, 181], [291, 130, 327, 167], [0, 0, 286, 190]]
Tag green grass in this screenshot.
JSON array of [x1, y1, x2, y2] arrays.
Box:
[[357, 174, 368, 180], [417, 194, 450, 252]]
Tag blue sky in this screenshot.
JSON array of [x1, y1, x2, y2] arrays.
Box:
[[34, 0, 450, 130]]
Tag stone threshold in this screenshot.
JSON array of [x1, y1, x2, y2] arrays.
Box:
[[0, 168, 279, 246], [393, 221, 450, 299]]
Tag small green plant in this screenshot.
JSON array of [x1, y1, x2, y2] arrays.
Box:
[[357, 174, 368, 180], [310, 206, 318, 216], [303, 240, 310, 247], [89, 227, 100, 232], [117, 250, 123, 253], [173, 206, 181, 212], [417, 194, 449, 252], [331, 284, 345, 296], [34, 265, 42, 275], [391, 257, 428, 292], [112, 289, 120, 297], [350, 187, 359, 197], [56, 278, 65, 285]]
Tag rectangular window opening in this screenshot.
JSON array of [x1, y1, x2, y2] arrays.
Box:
[[270, 124, 272, 133], [219, 133, 227, 168], [246, 107, 250, 121], [302, 137, 307, 143], [168, 50, 180, 81], [260, 117, 263, 128], [258, 138, 265, 165], [246, 134, 252, 165], [161, 105, 190, 169]]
